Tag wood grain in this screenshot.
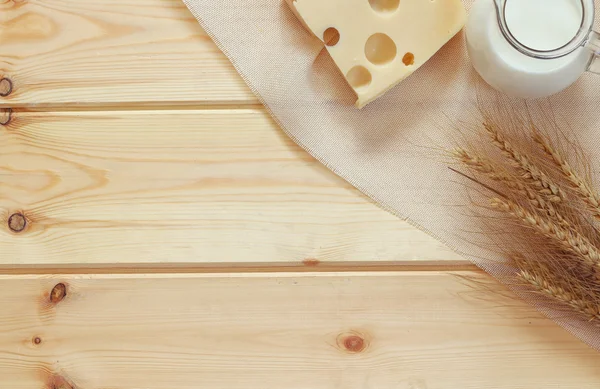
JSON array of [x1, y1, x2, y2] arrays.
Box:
[[0, 109, 461, 266], [1, 271, 599, 389], [0, 0, 254, 107], [2, 0, 596, 385]]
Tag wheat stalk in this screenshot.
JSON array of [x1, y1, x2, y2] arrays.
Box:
[[490, 197, 600, 271], [451, 102, 600, 329], [533, 132, 600, 220], [484, 122, 564, 202], [455, 148, 569, 225], [519, 269, 600, 322]]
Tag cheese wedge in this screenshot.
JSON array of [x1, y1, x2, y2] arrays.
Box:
[[286, 0, 466, 108]]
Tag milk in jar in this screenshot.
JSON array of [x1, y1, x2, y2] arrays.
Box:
[[466, 0, 592, 98]]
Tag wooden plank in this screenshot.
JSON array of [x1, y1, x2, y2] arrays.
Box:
[[0, 109, 461, 266], [0, 0, 254, 107], [0, 271, 598, 389]]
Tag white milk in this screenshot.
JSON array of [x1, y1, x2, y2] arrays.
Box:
[[505, 0, 581, 51], [466, 0, 591, 98]]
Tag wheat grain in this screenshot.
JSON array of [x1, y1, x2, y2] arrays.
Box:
[[519, 269, 600, 322], [490, 197, 600, 270], [455, 148, 569, 226], [533, 131, 600, 220], [484, 122, 564, 202]]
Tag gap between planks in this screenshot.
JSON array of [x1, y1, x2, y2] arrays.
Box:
[[1, 102, 266, 113], [0, 260, 478, 275]]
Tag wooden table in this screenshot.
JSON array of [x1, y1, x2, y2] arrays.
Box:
[[1, 0, 599, 387]]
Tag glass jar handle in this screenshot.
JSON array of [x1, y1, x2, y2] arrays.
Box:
[[585, 31, 600, 74]]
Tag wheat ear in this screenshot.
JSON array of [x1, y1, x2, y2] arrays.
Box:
[[519, 269, 600, 322], [484, 122, 564, 202], [490, 197, 600, 270], [455, 148, 569, 225], [533, 132, 600, 220]]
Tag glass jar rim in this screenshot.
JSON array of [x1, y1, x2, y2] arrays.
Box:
[[495, 0, 595, 59]]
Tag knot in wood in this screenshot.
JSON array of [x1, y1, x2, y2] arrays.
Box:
[[50, 283, 67, 304], [0, 78, 13, 97], [50, 375, 74, 389], [302, 258, 320, 267], [0, 108, 11, 126], [33, 336, 42, 345], [337, 330, 369, 354], [8, 213, 26, 233], [343, 335, 365, 353]]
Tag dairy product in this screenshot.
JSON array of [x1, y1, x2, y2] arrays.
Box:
[[286, 0, 467, 108], [466, 0, 591, 99]]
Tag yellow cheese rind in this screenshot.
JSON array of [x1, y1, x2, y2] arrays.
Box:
[[287, 0, 467, 108]]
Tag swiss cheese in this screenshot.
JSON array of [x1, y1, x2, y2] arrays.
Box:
[[286, 0, 467, 108]]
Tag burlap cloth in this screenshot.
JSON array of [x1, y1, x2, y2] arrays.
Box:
[[183, 0, 600, 350]]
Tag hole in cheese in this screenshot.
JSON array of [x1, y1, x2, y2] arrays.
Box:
[[365, 33, 397, 65], [346, 66, 372, 89], [368, 0, 400, 13], [402, 52, 415, 66], [323, 27, 340, 46]]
